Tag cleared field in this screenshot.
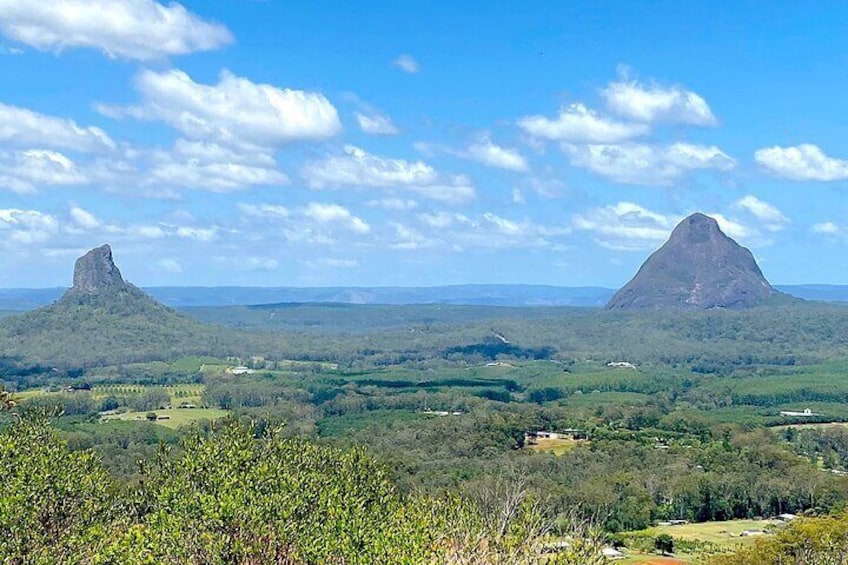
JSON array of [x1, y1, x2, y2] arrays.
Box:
[[645, 519, 778, 543], [621, 519, 781, 564], [525, 437, 584, 455], [101, 408, 228, 429]]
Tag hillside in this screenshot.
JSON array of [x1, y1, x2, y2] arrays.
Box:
[[0, 246, 260, 367]]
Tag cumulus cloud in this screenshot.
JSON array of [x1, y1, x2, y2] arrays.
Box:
[[69, 207, 101, 230], [0, 0, 233, 60], [573, 202, 677, 251], [148, 159, 288, 193], [813, 221, 840, 235], [707, 213, 754, 241], [754, 144, 848, 181], [563, 142, 735, 185], [0, 149, 90, 192], [302, 145, 476, 204], [99, 69, 341, 148], [0, 102, 115, 152], [734, 195, 788, 231], [237, 203, 290, 219], [367, 198, 418, 211], [302, 202, 371, 234], [518, 103, 650, 143], [602, 79, 716, 126], [410, 211, 568, 252], [175, 226, 217, 241], [0, 208, 59, 244], [464, 137, 528, 172], [392, 54, 420, 74], [355, 112, 399, 135], [418, 211, 470, 229]]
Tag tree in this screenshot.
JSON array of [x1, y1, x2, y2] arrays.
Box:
[[655, 533, 674, 555]]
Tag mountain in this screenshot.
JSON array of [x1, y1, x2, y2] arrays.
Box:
[[0, 245, 257, 367], [607, 213, 787, 310], [0, 285, 616, 311]]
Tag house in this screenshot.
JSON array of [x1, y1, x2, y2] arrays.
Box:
[[607, 361, 635, 369], [231, 366, 254, 375], [740, 529, 764, 537]]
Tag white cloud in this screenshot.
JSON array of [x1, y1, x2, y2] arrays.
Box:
[[410, 211, 568, 252], [564, 142, 735, 185], [148, 159, 288, 193], [0, 149, 90, 192], [311, 258, 359, 268], [0, 102, 115, 152], [418, 211, 470, 229], [237, 203, 290, 219], [512, 188, 526, 204], [302, 145, 476, 204], [602, 80, 716, 126], [707, 213, 753, 241], [131, 225, 166, 239], [573, 202, 677, 251], [157, 258, 182, 273], [302, 202, 371, 234], [392, 54, 420, 74], [389, 222, 440, 250], [69, 207, 101, 230], [518, 103, 650, 143], [100, 69, 341, 148], [464, 137, 528, 172], [0, 0, 233, 60], [355, 112, 399, 135], [734, 195, 788, 231], [0, 208, 59, 244], [481, 212, 522, 235], [176, 226, 217, 241], [754, 144, 848, 181], [367, 198, 418, 211], [813, 221, 840, 235]]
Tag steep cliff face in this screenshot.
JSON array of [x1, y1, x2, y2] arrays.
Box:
[[607, 213, 782, 310], [67, 244, 127, 295]]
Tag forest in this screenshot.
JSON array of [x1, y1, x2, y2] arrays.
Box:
[[5, 302, 848, 562]]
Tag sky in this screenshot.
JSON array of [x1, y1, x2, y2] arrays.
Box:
[[1, 1, 848, 288]]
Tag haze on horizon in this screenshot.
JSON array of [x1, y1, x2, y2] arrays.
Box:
[[0, 1, 846, 289]]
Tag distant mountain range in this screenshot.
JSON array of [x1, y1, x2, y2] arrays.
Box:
[[2, 283, 848, 311]]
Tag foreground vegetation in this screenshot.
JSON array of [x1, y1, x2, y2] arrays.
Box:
[[0, 407, 609, 564], [7, 303, 848, 562]]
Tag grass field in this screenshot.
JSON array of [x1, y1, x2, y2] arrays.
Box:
[[620, 519, 780, 564], [101, 408, 229, 429], [525, 437, 584, 455]]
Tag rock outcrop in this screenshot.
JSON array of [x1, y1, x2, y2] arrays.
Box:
[[606, 213, 782, 310], [67, 244, 127, 295]]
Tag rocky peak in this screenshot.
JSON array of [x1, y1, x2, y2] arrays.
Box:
[[68, 244, 127, 295], [606, 213, 781, 310]]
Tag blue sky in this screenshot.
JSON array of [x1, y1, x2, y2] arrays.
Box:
[[1, 1, 847, 288]]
